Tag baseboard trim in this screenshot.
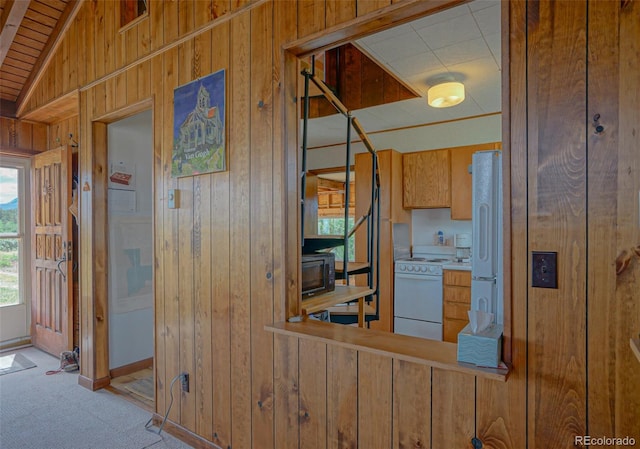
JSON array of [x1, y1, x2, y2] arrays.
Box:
[[78, 375, 110, 391], [151, 414, 224, 449], [0, 338, 32, 353], [109, 357, 153, 378]]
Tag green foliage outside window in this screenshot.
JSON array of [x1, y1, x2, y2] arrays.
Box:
[[0, 208, 18, 233], [318, 217, 355, 261]]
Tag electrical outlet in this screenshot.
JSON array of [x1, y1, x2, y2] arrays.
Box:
[[532, 251, 558, 289], [180, 373, 189, 393]]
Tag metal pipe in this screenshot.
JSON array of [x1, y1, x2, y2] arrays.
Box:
[[300, 70, 311, 247], [343, 113, 352, 284]]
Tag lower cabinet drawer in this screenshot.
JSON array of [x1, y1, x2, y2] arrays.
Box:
[[444, 318, 469, 343], [444, 300, 470, 321]]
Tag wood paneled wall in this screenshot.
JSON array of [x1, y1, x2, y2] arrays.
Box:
[[0, 117, 47, 155], [19, 0, 640, 448]]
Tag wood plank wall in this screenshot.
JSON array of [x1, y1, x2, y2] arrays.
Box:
[[0, 118, 48, 154], [15, 0, 640, 448]]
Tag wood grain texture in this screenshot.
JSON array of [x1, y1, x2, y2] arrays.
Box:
[[355, 150, 408, 332], [208, 21, 232, 449], [357, 0, 391, 17], [450, 146, 480, 220], [326, 0, 356, 28], [149, 0, 164, 50], [161, 46, 181, 423], [526, 1, 587, 447], [177, 39, 196, 433], [403, 149, 451, 208], [614, 0, 640, 438], [585, 0, 620, 438], [299, 338, 327, 449], [274, 334, 299, 449], [211, 153, 232, 448], [358, 352, 392, 448], [250, 3, 275, 449], [163, 0, 179, 46], [499, 1, 527, 445], [392, 359, 430, 449], [431, 368, 475, 449], [19, 2, 640, 449], [267, 320, 509, 382], [90, 118, 109, 382], [193, 32, 214, 435], [298, 0, 326, 39], [229, 10, 252, 449], [327, 345, 357, 449], [0, 118, 48, 152], [273, 0, 298, 322]]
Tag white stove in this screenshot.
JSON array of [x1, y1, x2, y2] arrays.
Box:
[[393, 245, 456, 341], [395, 258, 451, 276]]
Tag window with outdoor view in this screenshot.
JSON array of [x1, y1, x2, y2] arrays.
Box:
[[0, 166, 22, 307], [318, 217, 355, 262]]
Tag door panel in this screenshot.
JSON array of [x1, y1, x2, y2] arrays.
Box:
[[31, 146, 73, 356]]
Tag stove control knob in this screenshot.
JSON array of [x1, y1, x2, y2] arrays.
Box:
[[397, 264, 404, 271], [420, 266, 428, 272], [407, 265, 414, 272], [428, 266, 436, 274]]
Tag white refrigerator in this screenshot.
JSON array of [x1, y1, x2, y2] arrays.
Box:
[[471, 150, 503, 326]]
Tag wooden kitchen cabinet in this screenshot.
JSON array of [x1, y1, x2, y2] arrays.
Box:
[[355, 149, 410, 332], [443, 270, 471, 343], [403, 149, 450, 208], [450, 143, 501, 220]]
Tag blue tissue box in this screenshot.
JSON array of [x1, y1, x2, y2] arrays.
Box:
[[457, 323, 503, 368]]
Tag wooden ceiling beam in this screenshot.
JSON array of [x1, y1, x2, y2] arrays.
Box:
[[318, 178, 347, 191], [16, 0, 82, 116], [0, 0, 31, 68]]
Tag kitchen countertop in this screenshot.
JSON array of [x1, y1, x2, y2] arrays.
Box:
[[443, 262, 472, 271]]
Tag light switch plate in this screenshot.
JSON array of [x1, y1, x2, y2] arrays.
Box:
[[532, 251, 557, 289], [168, 189, 179, 209]]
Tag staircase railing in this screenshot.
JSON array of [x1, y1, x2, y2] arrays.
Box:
[[300, 64, 381, 323]]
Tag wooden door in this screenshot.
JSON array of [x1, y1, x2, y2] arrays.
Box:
[[31, 146, 73, 356]]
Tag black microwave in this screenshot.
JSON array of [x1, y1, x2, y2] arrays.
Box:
[[301, 253, 336, 298]]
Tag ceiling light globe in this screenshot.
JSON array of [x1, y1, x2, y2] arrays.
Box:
[[427, 82, 465, 108]]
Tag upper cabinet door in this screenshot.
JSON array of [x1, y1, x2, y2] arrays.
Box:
[[402, 149, 451, 209], [450, 147, 477, 220]]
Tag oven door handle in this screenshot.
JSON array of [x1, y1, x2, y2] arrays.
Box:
[[395, 273, 442, 281]]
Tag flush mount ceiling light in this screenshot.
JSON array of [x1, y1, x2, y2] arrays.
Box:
[[427, 81, 465, 108]]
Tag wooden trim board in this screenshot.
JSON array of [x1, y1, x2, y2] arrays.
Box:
[[266, 320, 509, 382]]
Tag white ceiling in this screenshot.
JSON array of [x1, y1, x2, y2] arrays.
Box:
[[306, 0, 502, 149]]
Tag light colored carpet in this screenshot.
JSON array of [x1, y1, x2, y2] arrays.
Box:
[[0, 347, 194, 449], [0, 353, 36, 376], [123, 376, 154, 402]]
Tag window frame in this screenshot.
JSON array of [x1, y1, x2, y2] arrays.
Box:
[[0, 157, 30, 309]]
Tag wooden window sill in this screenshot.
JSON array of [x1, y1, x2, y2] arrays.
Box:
[[265, 319, 510, 382]]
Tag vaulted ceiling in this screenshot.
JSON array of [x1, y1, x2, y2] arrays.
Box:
[[0, 0, 78, 116]]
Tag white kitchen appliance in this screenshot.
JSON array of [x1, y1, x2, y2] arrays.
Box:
[[454, 232, 472, 262], [393, 245, 456, 340], [471, 150, 503, 326]]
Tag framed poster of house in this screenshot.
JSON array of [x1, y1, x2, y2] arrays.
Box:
[[172, 69, 226, 177]]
